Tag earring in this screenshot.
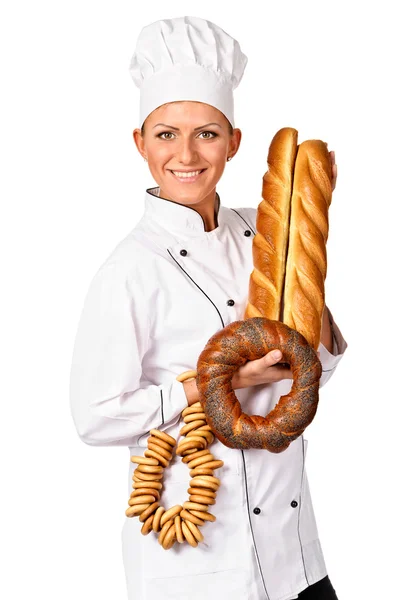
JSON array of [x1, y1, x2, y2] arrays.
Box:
[[227, 156, 232, 162], [144, 157, 147, 162]]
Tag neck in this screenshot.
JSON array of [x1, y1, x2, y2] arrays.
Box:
[[158, 188, 219, 232]]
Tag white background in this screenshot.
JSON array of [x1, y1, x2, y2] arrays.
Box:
[[1, 0, 398, 598]]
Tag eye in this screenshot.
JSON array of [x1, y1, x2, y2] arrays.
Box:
[[157, 131, 176, 140], [198, 131, 218, 139]]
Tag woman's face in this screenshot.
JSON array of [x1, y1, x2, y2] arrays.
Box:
[[133, 101, 241, 207]]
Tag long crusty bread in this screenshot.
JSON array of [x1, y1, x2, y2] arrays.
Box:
[[244, 129, 333, 349], [244, 127, 298, 320], [282, 140, 332, 349]]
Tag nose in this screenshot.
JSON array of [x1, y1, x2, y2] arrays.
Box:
[[176, 136, 199, 164]]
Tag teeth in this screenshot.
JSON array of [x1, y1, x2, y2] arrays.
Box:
[[172, 170, 202, 178]]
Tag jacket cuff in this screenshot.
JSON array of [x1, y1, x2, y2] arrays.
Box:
[[161, 378, 190, 427], [318, 305, 348, 373]]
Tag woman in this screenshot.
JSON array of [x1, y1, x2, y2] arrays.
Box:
[[69, 16, 347, 600]]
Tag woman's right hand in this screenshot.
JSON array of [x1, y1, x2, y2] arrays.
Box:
[[183, 349, 320, 405], [231, 349, 293, 389]]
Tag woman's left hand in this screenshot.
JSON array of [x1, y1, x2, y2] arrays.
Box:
[[330, 150, 337, 192]]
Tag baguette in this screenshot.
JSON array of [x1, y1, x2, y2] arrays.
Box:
[[245, 127, 298, 321], [283, 140, 332, 348], [245, 128, 332, 349]]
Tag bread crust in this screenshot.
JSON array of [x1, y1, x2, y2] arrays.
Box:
[[283, 140, 332, 348], [245, 127, 298, 320], [245, 129, 333, 349]]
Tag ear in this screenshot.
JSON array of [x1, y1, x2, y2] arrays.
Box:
[[133, 128, 147, 161], [228, 128, 242, 160]]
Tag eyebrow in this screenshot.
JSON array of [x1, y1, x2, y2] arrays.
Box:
[[152, 122, 222, 131]]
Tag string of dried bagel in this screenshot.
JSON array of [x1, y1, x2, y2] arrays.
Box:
[[125, 369, 224, 550]]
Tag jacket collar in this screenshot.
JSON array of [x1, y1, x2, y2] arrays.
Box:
[[143, 186, 222, 236]]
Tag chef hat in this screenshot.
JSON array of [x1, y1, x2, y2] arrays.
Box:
[[129, 16, 248, 128]]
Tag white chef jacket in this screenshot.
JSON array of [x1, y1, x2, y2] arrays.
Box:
[[69, 186, 347, 600]]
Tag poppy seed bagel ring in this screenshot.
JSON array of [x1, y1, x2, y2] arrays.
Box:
[[196, 317, 322, 452]]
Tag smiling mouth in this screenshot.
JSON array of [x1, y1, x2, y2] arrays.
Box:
[[169, 169, 206, 182]]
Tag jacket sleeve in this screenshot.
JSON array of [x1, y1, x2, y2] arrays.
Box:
[[69, 261, 188, 447], [317, 305, 348, 387]]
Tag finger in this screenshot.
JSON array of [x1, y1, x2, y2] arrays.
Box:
[[283, 368, 293, 380], [263, 349, 282, 368], [331, 164, 337, 191], [270, 367, 293, 381]]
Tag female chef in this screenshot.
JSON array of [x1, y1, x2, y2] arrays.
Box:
[[69, 16, 347, 600]]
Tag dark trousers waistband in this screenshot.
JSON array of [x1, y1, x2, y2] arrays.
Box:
[[298, 575, 338, 599]]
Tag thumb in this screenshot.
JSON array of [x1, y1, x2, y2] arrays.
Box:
[[263, 349, 282, 368]]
